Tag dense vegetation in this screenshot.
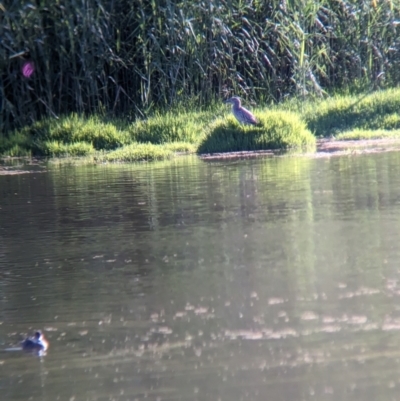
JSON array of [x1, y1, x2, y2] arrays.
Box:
[[2, 0, 400, 134]]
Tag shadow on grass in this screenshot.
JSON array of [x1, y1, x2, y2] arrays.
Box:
[[305, 89, 400, 137]]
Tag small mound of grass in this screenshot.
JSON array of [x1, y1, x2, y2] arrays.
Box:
[[129, 111, 212, 144], [0, 130, 32, 156], [101, 143, 174, 162], [198, 111, 315, 154], [1, 144, 32, 157], [39, 141, 95, 156], [25, 114, 129, 153], [163, 142, 197, 153], [336, 129, 400, 141]]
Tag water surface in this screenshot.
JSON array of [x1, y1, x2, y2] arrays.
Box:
[[1, 153, 400, 401]]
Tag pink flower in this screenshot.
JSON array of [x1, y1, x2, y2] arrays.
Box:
[[22, 61, 35, 78]]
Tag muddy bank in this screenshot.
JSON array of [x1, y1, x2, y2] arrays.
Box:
[[2, 138, 400, 173], [0, 159, 47, 175], [316, 138, 400, 154], [200, 138, 400, 161], [0, 168, 47, 175]]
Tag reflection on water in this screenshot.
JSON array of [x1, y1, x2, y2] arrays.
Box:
[[2, 153, 400, 400]]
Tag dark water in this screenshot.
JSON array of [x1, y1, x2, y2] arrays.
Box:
[[2, 153, 400, 401]]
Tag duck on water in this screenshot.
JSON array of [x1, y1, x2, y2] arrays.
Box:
[[4, 330, 49, 356]]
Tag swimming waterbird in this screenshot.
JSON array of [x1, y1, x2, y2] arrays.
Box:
[[21, 330, 49, 353]]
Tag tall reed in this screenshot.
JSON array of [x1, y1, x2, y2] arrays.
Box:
[[1, 0, 400, 133]]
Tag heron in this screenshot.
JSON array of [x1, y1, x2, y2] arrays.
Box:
[[224, 97, 258, 125]]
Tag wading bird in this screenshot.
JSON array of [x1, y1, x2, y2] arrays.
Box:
[[224, 97, 258, 125]]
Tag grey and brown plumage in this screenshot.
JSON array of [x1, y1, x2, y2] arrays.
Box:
[[224, 97, 258, 125]]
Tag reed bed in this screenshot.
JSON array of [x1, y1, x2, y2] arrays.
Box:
[[2, 0, 400, 134]]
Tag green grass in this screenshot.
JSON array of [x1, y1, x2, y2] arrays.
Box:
[[27, 114, 129, 152], [0, 144, 32, 157], [0, 131, 32, 156], [128, 110, 217, 144], [4, 88, 400, 162], [39, 141, 95, 157], [163, 142, 197, 153], [1, 111, 210, 161], [198, 111, 316, 154]]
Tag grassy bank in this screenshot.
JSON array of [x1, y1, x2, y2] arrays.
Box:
[[2, 88, 400, 162]]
